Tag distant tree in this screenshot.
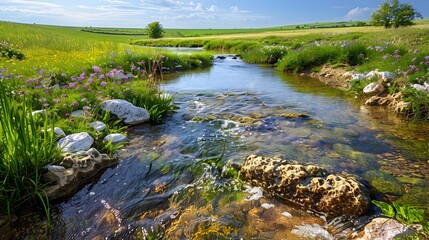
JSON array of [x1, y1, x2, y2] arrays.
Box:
[[371, 0, 422, 28], [146, 21, 165, 38]]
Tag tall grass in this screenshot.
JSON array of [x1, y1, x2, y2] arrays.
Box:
[[0, 80, 61, 216]]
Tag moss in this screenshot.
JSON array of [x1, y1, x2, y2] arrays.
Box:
[[364, 170, 405, 195]]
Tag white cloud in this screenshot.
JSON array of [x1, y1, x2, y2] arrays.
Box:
[[207, 5, 218, 12], [345, 7, 370, 20], [4, 0, 61, 8], [230, 6, 239, 13], [99, 0, 129, 4]]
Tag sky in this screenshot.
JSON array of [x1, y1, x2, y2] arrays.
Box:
[[0, 0, 428, 29]]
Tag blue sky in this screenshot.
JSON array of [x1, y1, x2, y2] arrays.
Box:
[[0, 0, 428, 28]]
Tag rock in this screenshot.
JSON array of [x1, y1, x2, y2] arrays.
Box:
[[364, 170, 404, 195], [363, 82, 383, 93], [71, 110, 85, 117], [89, 121, 106, 132], [352, 74, 365, 81], [356, 218, 415, 240], [365, 70, 379, 80], [412, 84, 427, 92], [282, 211, 292, 218], [333, 143, 377, 171], [58, 132, 94, 152], [31, 109, 47, 116], [101, 99, 150, 125], [42, 149, 112, 200], [261, 203, 275, 209], [103, 133, 129, 144], [379, 71, 396, 80], [46, 127, 66, 137], [175, 65, 183, 71], [240, 155, 371, 217], [396, 186, 429, 208], [245, 186, 264, 201], [291, 224, 333, 239]]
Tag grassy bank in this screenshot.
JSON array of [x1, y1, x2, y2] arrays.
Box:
[[132, 24, 429, 119], [0, 21, 212, 216]]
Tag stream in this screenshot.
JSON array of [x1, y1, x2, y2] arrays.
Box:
[[13, 55, 429, 239]]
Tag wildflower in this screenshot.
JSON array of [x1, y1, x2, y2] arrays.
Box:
[[65, 113, 70, 118], [138, 60, 145, 65], [43, 103, 50, 108], [79, 72, 86, 82], [18, 91, 24, 96], [83, 84, 89, 89], [70, 118, 75, 123], [69, 82, 76, 88], [44, 89, 51, 94], [411, 58, 417, 62], [81, 98, 88, 102], [87, 78, 94, 84], [17, 75, 23, 79], [367, 46, 374, 50], [131, 65, 136, 71], [98, 74, 105, 79], [92, 66, 102, 73], [100, 81, 107, 87], [382, 55, 389, 60], [425, 56, 429, 61], [71, 76, 77, 81], [71, 102, 79, 107], [35, 85, 43, 89], [83, 106, 91, 111], [394, 49, 399, 54], [52, 99, 60, 104], [37, 69, 45, 76], [61, 94, 68, 98], [414, 49, 419, 54], [39, 98, 47, 103]]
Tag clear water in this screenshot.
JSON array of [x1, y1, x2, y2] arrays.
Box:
[[11, 56, 429, 239]]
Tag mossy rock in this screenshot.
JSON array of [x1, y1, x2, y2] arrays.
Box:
[[191, 115, 216, 122], [274, 112, 309, 119], [364, 170, 404, 195], [396, 186, 429, 209], [333, 143, 378, 171]]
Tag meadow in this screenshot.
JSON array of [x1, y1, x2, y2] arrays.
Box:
[[0, 20, 212, 216], [1, 18, 429, 219]]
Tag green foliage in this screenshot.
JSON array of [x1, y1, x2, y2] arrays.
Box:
[[372, 200, 429, 236], [402, 88, 429, 120], [0, 41, 25, 60], [147, 22, 165, 39], [0, 81, 61, 216], [242, 45, 288, 64], [371, 0, 423, 28]]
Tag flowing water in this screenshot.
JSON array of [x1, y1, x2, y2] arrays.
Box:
[[12, 56, 429, 239]]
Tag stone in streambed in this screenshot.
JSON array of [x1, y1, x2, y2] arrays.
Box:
[[103, 133, 129, 145], [240, 155, 371, 217], [356, 218, 415, 240], [364, 170, 404, 195]]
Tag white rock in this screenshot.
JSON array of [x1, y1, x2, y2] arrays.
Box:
[[54, 127, 66, 137], [89, 121, 106, 132], [365, 70, 379, 79], [71, 110, 85, 117], [291, 224, 333, 240], [261, 203, 275, 209], [379, 71, 396, 80], [356, 218, 415, 240], [103, 133, 129, 144], [413, 84, 426, 92], [101, 99, 150, 125], [58, 132, 94, 152], [245, 186, 264, 201], [363, 82, 382, 93], [282, 211, 293, 218], [352, 74, 365, 80], [32, 109, 47, 117]]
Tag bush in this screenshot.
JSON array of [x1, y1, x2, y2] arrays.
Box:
[[0, 41, 25, 60]]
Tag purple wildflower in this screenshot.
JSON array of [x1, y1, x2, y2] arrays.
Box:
[[100, 81, 107, 87], [92, 66, 102, 73], [71, 102, 79, 107], [52, 99, 60, 104]]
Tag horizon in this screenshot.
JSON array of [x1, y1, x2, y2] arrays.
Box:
[[0, 0, 428, 29]]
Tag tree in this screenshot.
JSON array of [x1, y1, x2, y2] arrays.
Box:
[[371, 0, 422, 28], [146, 21, 165, 38]]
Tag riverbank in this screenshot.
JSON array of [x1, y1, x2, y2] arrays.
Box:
[[133, 24, 429, 120]]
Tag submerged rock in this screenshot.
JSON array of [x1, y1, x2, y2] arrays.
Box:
[[356, 218, 415, 240], [364, 170, 404, 195], [240, 155, 371, 218], [291, 224, 333, 240], [101, 99, 150, 125]]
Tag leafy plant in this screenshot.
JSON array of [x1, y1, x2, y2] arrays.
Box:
[[373, 200, 429, 237]]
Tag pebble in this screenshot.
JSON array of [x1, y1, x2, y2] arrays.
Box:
[[261, 203, 275, 209]]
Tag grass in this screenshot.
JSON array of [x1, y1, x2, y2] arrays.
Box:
[[0, 20, 213, 217]]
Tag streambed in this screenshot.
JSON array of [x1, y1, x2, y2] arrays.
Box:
[[12, 56, 429, 239]]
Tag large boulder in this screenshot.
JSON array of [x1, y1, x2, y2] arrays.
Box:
[[58, 132, 94, 152], [240, 155, 371, 218], [101, 99, 150, 125], [356, 218, 416, 240]]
